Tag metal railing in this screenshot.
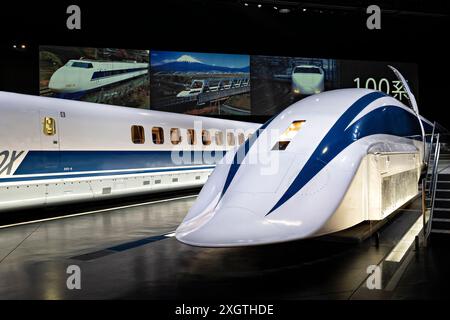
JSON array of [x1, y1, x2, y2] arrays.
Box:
[[426, 122, 437, 172], [424, 133, 441, 242]]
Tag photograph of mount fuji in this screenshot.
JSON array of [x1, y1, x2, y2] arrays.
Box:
[[150, 51, 251, 115]]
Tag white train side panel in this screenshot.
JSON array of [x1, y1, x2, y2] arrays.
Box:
[[0, 91, 259, 211]]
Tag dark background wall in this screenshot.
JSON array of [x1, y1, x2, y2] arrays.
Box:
[[0, 0, 449, 126]]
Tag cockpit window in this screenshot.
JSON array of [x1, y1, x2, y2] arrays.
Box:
[[191, 81, 203, 89], [70, 61, 94, 69], [293, 67, 321, 74], [272, 120, 306, 151]]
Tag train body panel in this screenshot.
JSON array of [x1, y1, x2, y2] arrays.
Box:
[[176, 88, 434, 247], [0, 91, 259, 211]]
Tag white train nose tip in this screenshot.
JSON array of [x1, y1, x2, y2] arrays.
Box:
[[175, 207, 283, 247]]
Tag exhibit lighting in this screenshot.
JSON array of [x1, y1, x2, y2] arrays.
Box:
[[279, 121, 305, 140], [385, 215, 425, 263]]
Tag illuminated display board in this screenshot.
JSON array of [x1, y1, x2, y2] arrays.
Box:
[[39, 46, 418, 116], [250, 56, 418, 115], [39, 46, 150, 108], [150, 51, 251, 116]]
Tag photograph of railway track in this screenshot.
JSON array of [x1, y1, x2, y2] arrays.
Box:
[[250, 55, 339, 115], [39, 46, 150, 108], [150, 51, 251, 115]]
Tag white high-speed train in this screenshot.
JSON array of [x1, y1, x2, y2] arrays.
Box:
[[291, 65, 325, 95], [176, 78, 250, 98], [0, 92, 258, 212], [176, 69, 435, 247], [48, 60, 149, 95]]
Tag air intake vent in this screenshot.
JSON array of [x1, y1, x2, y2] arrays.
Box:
[[102, 187, 112, 195]]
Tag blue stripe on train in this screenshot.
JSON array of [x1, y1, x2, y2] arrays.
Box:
[[267, 94, 427, 215], [0, 165, 216, 183], [220, 115, 276, 199], [14, 150, 226, 175]]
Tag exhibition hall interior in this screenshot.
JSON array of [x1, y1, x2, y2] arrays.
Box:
[[1, 0, 450, 308]]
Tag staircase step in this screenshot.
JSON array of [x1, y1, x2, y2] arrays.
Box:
[[430, 230, 450, 245], [437, 181, 450, 190], [435, 199, 450, 208], [431, 229, 450, 235], [433, 208, 450, 219], [438, 174, 450, 182], [432, 219, 450, 230], [436, 190, 450, 198]]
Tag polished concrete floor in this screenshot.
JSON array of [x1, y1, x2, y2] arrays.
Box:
[[0, 191, 440, 300], [1, 161, 450, 299]]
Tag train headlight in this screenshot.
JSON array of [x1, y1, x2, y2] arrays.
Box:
[[293, 89, 300, 94], [273, 120, 306, 150]]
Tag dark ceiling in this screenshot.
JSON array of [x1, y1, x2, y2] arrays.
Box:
[[215, 0, 450, 16]]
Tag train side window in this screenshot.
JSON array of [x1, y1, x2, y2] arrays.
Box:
[[227, 132, 236, 146], [238, 133, 245, 145], [215, 131, 224, 146], [170, 128, 182, 145], [187, 129, 196, 145], [152, 127, 164, 144], [43, 117, 56, 136], [202, 130, 211, 146], [131, 125, 145, 144]]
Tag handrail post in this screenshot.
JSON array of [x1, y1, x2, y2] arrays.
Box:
[[424, 134, 441, 245], [422, 179, 427, 246]]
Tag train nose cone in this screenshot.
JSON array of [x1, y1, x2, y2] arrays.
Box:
[[175, 207, 282, 247], [48, 72, 65, 91]]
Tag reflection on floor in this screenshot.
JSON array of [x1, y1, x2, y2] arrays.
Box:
[[2, 162, 450, 299], [0, 189, 444, 300]]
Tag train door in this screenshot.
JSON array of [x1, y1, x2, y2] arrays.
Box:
[[39, 111, 60, 171]]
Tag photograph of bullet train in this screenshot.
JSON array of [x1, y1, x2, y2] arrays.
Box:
[[48, 60, 148, 94], [39, 46, 150, 108], [250, 55, 339, 115], [150, 51, 251, 115], [176, 68, 435, 247], [291, 65, 325, 95], [0, 91, 257, 212], [176, 78, 250, 98]]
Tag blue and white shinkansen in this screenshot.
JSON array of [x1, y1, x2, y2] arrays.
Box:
[[48, 60, 149, 94], [0, 91, 258, 212], [176, 86, 435, 247], [176, 77, 250, 98]]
